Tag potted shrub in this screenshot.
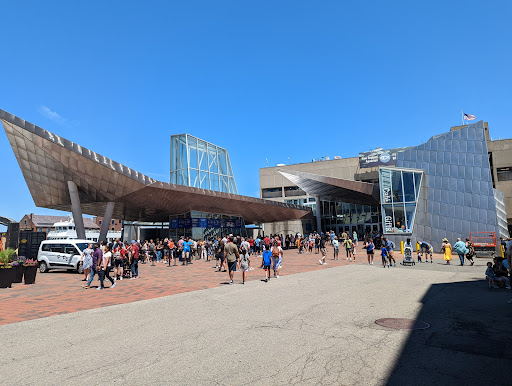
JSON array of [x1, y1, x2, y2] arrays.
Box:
[[23, 259, 38, 285], [12, 257, 26, 283], [0, 249, 14, 288]]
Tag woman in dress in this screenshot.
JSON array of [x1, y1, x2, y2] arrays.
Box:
[[441, 238, 452, 265], [80, 243, 94, 281]]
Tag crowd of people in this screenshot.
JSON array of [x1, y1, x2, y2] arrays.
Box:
[[79, 234, 287, 288], [77, 230, 512, 304]]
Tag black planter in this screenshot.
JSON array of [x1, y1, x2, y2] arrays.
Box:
[[24, 266, 37, 285], [0, 268, 14, 288], [13, 265, 25, 283]]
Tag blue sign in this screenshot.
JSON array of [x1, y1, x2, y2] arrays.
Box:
[[191, 218, 200, 227], [170, 219, 179, 229], [199, 218, 208, 228]]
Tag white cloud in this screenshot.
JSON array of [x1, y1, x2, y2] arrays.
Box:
[[38, 105, 66, 124]]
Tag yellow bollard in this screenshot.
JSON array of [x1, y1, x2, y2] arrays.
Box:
[[400, 240, 404, 254], [416, 242, 420, 252]]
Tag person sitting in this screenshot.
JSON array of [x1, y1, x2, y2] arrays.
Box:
[[493, 257, 511, 289]]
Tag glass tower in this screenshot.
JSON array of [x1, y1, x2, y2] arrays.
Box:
[[170, 134, 237, 194]]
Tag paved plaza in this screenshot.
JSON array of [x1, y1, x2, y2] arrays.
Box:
[[1, 248, 511, 385]]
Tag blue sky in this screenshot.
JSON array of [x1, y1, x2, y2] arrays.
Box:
[[1, 0, 511, 231]]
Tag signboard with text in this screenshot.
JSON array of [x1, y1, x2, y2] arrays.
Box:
[[358, 147, 411, 169]]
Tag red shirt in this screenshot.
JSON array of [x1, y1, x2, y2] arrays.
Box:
[[264, 237, 270, 245], [131, 244, 139, 258], [248, 238, 254, 246]]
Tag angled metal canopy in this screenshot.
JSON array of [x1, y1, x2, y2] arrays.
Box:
[[1, 109, 311, 225], [278, 169, 380, 205]]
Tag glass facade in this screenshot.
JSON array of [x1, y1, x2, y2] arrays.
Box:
[[318, 199, 381, 235], [379, 168, 423, 234], [170, 134, 237, 194]]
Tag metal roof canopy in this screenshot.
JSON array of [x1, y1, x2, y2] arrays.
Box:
[[1, 109, 311, 224], [278, 169, 380, 206]]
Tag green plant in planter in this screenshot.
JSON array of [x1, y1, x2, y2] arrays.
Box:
[[0, 249, 16, 263]]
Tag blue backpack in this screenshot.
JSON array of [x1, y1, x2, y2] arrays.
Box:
[[263, 250, 272, 266]]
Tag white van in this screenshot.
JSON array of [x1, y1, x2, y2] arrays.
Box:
[[37, 239, 91, 274]]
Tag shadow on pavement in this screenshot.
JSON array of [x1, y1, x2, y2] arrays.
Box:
[[386, 279, 512, 385]]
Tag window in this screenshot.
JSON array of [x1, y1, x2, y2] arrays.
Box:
[[380, 168, 423, 234], [23, 220, 27, 225], [284, 186, 306, 197], [262, 188, 282, 198], [112, 220, 115, 224], [497, 167, 512, 181], [99, 220, 102, 225]]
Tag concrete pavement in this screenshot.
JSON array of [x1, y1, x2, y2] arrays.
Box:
[[0, 258, 511, 385]]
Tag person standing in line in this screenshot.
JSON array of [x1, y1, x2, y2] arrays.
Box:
[[271, 241, 283, 278], [224, 237, 240, 284], [168, 238, 176, 265], [98, 245, 115, 290], [240, 247, 250, 284], [182, 237, 191, 266], [261, 245, 272, 282], [365, 238, 374, 265], [453, 238, 468, 266], [83, 244, 102, 289], [130, 240, 140, 279], [113, 242, 124, 280], [156, 240, 164, 263], [441, 238, 452, 265], [163, 238, 170, 264], [80, 243, 94, 282], [465, 238, 475, 266], [318, 236, 327, 265], [333, 236, 339, 260]]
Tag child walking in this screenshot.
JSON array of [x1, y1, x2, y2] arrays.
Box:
[[240, 248, 250, 284], [381, 245, 390, 268]]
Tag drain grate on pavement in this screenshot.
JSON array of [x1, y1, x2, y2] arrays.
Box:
[[375, 318, 430, 330]]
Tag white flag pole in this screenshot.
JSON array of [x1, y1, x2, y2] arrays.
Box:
[[461, 109, 465, 125]]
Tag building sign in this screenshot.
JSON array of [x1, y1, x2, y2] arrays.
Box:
[[358, 147, 411, 169]]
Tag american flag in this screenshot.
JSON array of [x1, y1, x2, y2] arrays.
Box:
[[463, 113, 476, 121]]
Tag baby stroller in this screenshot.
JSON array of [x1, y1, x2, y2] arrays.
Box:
[[402, 245, 415, 266]]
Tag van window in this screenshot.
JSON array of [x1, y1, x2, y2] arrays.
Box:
[[50, 244, 63, 253], [75, 243, 88, 252], [63, 245, 78, 255], [42, 243, 52, 252]]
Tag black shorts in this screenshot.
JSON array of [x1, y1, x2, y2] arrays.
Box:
[[114, 259, 124, 267], [228, 261, 237, 272], [367, 250, 374, 255], [263, 265, 271, 270]]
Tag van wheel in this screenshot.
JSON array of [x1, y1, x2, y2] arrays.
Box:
[[39, 261, 49, 273]]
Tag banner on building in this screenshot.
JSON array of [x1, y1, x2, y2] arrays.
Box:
[[358, 147, 411, 169]]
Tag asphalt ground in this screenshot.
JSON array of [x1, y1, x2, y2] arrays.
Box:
[[0, 249, 511, 385]]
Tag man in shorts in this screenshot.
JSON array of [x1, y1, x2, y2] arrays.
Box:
[[419, 240, 433, 263], [224, 237, 240, 284]]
